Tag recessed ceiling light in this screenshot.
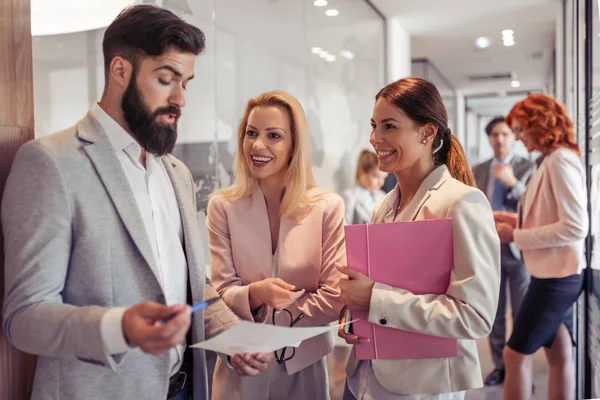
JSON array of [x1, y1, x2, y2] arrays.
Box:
[[313, 0, 327, 6], [311, 47, 322, 54], [475, 37, 490, 49], [319, 51, 330, 58], [511, 80, 520, 88], [325, 55, 336, 62], [502, 29, 514, 37], [325, 9, 339, 16], [503, 39, 515, 47], [340, 50, 355, 59]]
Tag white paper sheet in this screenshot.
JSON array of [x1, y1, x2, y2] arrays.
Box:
[[190, 321, 347, 355]]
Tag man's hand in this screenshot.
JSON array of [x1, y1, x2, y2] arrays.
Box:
[[122, 302, 191, 355], [493, 163, 517, 188], [230, 352, 274, 376]]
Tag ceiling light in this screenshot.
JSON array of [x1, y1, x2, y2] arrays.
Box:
[[313, 0, 327, 6], [511, 80, 521, 88], [340, 50, 355, 60], [475, 37, 490, 49], [319, 51, 330, 58], [311, 47, 322, 54], [325, 55, 336, 62], [325, 9, 339, 16], [502, 29, 515, 46]]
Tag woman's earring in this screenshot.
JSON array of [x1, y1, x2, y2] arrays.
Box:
[[422, 139, 427, 144]]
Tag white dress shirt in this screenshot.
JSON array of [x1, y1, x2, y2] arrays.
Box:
[[92, 103, 188, 376]]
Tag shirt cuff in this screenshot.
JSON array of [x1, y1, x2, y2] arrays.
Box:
[[100, 307, 132, 355], [367, 282, 401, 326]]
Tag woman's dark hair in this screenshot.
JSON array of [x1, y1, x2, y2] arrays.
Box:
[[102, 5, 205, 79], [375, 77, 475, 186]]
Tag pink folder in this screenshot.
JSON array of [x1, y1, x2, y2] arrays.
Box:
[[344, 219, 458, 360]]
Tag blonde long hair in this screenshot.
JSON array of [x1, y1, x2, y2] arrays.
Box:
[[212, 90, 325, 217]]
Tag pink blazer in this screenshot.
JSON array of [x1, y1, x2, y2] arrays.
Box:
[[514, 148, 588, 278], [206, 187, 346, 374]]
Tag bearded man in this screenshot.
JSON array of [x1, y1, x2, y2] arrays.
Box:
[[2, 5, 272, 400]]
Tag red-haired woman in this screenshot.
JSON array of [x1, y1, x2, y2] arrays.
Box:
[[494, 94, 588, 400]]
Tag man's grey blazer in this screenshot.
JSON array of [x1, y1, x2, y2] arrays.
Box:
[[472, 154, 536, 259], [2, 111, 239, 400]]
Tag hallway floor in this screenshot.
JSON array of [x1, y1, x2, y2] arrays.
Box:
[[326, 338, 549, 400]]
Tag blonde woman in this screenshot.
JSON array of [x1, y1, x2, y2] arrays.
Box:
[[342, 149, 388, 225], [207, 91, 346, 400]]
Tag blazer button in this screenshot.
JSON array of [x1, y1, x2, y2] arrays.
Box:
[[379, 318, 387, 325], [156, 294, 166, 304]]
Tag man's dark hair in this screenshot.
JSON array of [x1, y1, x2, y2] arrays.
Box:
[[102, 5, 205, 80], [485, 116, 507, 136]]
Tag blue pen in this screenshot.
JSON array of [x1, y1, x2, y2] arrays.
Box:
[[162, 297, 221, 322], [189, 297, 221, 313]]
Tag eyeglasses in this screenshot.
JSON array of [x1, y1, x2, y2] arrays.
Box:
[[272, 308, 305, 364]]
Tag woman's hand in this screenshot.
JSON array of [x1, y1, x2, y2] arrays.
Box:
[[495, 222, 515, 244], [336, 264, 374, 311], [338, 307, 370, 345], [493, 211, 518, 228], [248, 278, 305, 311]]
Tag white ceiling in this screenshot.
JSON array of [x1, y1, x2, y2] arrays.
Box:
[[371, 0, 557, 103]]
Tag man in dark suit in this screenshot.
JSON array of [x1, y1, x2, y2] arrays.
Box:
[[472, 116, 536, 386]]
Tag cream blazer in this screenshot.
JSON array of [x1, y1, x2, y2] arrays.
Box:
[[346, 165, 501, 395], [514, 148, 588, 278], [207, 187, 346, 374]]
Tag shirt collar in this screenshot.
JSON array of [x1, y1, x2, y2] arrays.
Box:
[[90, 103, 161, 170], [91, 103, 139, 154], [493, 152, 514, 166]]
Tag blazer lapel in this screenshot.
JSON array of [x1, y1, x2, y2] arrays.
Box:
[[481, 159, 493, 196], [161, 157, 195, 260], [77, 112, 159, 277], [251, 187, 276, 277], [400, 166, 451, 222], [161, 156, 207, 302]]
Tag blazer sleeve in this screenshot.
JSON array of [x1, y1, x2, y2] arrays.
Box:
[[471, 162, 486, 192], [1, 142, 122, 370], [505, 160, 535, 209], [514, 152, 588, 250], [284, 194, 346, 327], [367, 190, 501, 340]]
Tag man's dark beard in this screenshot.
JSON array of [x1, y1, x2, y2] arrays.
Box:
[[121, 74, 181, 156]]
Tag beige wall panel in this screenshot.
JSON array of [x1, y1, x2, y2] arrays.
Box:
[[0, 0, 34, 128], [0, 0, 37, 398]]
